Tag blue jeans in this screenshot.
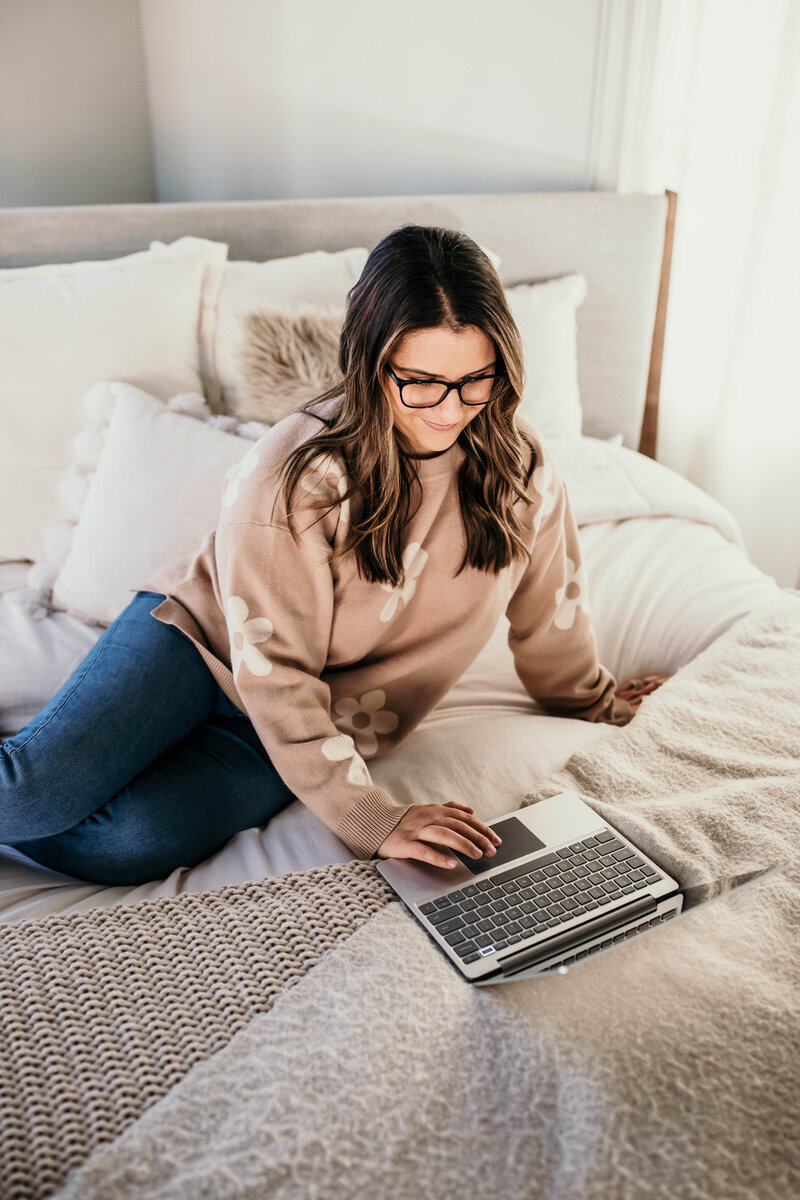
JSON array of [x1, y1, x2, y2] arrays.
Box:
[[0, 591, 297, 885]]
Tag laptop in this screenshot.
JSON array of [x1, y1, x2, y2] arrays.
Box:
[[375, 790, 790, 985]]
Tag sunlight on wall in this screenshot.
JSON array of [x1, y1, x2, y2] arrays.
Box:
[[641, 0, 800, 587]]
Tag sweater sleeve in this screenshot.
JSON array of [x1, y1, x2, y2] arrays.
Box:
[[213, 512, 414, 859], [506, 439, 634, 727]]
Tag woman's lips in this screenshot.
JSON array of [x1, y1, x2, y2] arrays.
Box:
[[424, 418, 457, 431]]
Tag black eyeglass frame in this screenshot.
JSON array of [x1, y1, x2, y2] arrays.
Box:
[[385, 362, 507, 409]]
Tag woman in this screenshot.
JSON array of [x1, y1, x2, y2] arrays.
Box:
[[0, 225, 667, 886]]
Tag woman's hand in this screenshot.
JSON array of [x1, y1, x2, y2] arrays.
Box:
[[376, 801, 502, 869], [617, 674, 671, 711]]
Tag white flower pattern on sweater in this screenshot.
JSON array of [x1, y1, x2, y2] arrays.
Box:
[[332, 689, 399, 757], [320, 732, 372, 786], [222, 444, 260, 509], [227, 595, 274, 680], [301, 453, 350, 524], [379, 543, 428, 622], [532, 460, 555, 534], [553, 557, 590, 629]]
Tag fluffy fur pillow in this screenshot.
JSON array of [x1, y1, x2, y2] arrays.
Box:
[[233, 302, 345, 424]]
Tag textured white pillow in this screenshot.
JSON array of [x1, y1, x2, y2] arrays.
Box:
[[151, 242, 370, 416], [0, 236, 228, 563], [506, 273, 588, 439], [21, 382, 269, 628]]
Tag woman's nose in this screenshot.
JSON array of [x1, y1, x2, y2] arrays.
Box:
[[430, 394, 464, 423]]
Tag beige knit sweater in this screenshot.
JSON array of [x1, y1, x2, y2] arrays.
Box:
[[138, 397, 632, 859]]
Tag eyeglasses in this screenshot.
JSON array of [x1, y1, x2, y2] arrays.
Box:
[[386, 362, 505, 409]]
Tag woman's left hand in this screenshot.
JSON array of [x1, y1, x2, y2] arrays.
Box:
[[617, 674, 671, 711]]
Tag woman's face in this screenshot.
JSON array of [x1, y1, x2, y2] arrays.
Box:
[[383, 324, 497, 454]]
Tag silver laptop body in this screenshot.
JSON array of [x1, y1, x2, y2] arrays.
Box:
[[376, 791, 787, 985]]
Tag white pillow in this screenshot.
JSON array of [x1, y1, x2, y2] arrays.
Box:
[[20, 382, 269, 628], [506, 273, 588, 439], [151, 242, 369, 416], [0, 236, 228, 563]]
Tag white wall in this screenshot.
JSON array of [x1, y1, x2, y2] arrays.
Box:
[[0, 0, 631, 206], [0, 0, 155, 207], [138, 0, 609, 201]]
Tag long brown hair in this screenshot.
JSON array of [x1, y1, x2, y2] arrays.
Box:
[[269, 224, 537, 587]]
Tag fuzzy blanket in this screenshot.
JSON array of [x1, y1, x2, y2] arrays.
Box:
[[52, 590, 800, 1200]]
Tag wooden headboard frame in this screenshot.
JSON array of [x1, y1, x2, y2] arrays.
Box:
[[640, 189, 678, 458]]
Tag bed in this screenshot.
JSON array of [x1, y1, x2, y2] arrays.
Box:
[[1, 192, 797, 1200]]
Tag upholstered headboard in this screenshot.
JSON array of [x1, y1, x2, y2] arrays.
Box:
[[0, 190, 677, 454]]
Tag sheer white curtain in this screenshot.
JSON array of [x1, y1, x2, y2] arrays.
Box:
[[632, 0, 800, 587]]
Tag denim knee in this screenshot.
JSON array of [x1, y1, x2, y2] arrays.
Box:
[[1, 590, 221, 844], [13, 812, 197, 887]]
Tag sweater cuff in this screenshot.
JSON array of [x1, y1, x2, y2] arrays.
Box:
[[337, 787, 414, 860], [606, 694, 635, 725]]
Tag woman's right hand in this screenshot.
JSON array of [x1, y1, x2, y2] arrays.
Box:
[[617, 674, 671, 711], [375, 801, 502, 869]]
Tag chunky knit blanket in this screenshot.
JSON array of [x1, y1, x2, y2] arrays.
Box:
[[0, 862, 394, 1200], [2, 590, 798, 1200]]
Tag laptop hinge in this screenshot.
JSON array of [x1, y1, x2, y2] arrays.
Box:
[[498, 894, 659, 977]]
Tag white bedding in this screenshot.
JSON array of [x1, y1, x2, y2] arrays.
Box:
[[0, 439, 779, 924]]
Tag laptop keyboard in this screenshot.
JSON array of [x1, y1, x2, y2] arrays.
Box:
[[417, 829, 664, 964]]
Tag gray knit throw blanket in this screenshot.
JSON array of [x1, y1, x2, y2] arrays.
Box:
[[0, 860, 393, 1200]]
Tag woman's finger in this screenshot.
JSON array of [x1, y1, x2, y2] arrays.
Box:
[[440, 810, 501, 847], [413, 842, 460, 870], [622, 674, 669, 691], [418, 818, 497, 859]]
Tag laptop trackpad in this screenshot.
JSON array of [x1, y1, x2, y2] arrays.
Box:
[[453, 815, 546, 876]]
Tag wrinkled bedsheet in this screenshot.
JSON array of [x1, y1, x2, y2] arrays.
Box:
[[52, 588, 800, 1200]]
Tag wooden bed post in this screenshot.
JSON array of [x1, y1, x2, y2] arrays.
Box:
[[639, 188, 678, 460]]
